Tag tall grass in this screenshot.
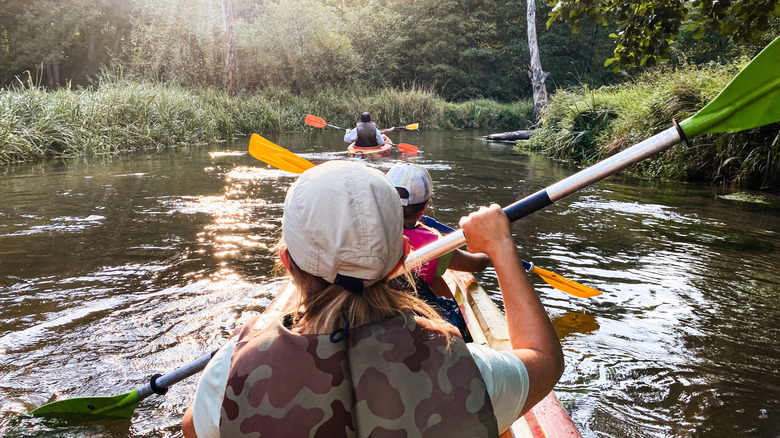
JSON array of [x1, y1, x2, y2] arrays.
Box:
[[526, 61, 780, 190], [0, 77, 533, 164]]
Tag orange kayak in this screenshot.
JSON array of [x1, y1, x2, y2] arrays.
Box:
[[347, 142, 392, 158]]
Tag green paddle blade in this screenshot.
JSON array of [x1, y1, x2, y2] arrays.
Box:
[[31, 390, 140, 419], [680, 35, 780, 137]]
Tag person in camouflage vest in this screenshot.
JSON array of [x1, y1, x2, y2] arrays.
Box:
[[182, 160, 563, 437]]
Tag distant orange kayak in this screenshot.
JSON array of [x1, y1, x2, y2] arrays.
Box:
[[347, 142, 392, 158]]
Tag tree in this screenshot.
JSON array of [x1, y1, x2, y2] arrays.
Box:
[[222, 0, 237, 93], [546, 0, 780, 70], [526, 0, 548, 120]]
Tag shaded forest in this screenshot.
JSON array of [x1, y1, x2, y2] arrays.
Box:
[[2, 0, 772, 102]]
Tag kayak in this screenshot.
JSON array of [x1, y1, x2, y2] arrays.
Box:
[[262, 270, 581, 437], [444, 269, 582, 438], [347, 142, 392, 158]]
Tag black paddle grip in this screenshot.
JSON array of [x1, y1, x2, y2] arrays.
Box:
[[150, 373, 169, 395], [503, 190, 553, 223]]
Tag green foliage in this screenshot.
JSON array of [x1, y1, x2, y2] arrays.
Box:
[[0, 76, 531, 164], [2, 0, 778, 102], [526, 61, 780, 189], [546, 0, 780, 70]]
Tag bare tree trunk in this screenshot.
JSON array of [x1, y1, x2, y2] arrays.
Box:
[[222, 0, 237, 93], [527, 0, 549, 121], [112, 0, 128, 57], [45, 62, 55, 88], [45, 61, 61, 88], [87, 25, 96, 64]]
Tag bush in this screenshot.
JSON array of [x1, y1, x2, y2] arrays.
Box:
[[524, 61, 779, 189]]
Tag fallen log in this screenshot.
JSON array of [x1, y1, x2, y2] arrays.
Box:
[[483, 130, 534, 142]]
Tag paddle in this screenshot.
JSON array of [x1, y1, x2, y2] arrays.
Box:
[[304, 114, 345, 130], [387, 141, 418, 155], [248, 133, 315, 174], [31, 350, 216, 418], [305, 114, 419, 132], [400, 35, 780, 274], [304, 114, 420, 154], [420, 216, 601, 298]]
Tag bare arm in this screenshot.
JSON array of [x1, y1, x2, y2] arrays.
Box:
[[447, 248, 490, 273], [182, 404, 198, 438], [459, 204, 564, 415]]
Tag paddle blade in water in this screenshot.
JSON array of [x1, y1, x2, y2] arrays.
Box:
[[395, 143, 419, 155], [31, 390, 140, 419], [304, 114, 328, 128], [680, 35, 780, 137], [248, 134, 315, 174], [531, 265, 602, 298]]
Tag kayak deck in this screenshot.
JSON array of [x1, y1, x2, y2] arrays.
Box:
[[444, 269, 582, 438]]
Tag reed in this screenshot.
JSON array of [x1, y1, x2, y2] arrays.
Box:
[[526, 61, 779, 189], [1, 78, 531, 164]]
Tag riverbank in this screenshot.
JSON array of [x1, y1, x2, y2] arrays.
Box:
[[524, 60, 779, 190], [0, 75, 532, 164]]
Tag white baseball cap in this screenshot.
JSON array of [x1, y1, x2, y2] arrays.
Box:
[[385, 163, 433, 206], [282, 161, 404, 292]]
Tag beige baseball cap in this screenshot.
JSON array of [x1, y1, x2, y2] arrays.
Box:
[[282, 161, 404, 291]]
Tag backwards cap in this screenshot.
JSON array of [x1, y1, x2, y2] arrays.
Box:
[[386, 162, 433, 206], [282, 161, 404, 291]]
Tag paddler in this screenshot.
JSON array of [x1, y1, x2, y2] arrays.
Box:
[[386, 162, 490, 339], [182, 160, 563, 437], [343, 111, 393, 147], [386, 162, 490, 297]]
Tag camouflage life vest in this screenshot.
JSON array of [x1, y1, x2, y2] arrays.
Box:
[[219, 311, 498, 437], [355, 121, 379, 147]]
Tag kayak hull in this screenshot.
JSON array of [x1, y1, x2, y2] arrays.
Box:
[[444, 270, 582, 438], [347, 142, 392, 158]]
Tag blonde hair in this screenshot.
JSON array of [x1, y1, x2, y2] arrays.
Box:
[[274, 237, 448, 335]]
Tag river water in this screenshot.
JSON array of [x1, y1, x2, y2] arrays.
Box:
[[0, 130, 778, 437]]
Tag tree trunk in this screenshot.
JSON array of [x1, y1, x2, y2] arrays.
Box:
[[222, 0, 237, 93], [527, 0, 549, 121], [87, 25, 96, 64], [45, 62, 61, 88]]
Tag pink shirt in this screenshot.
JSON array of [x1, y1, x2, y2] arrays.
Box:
[[404, 225, 440, 285]]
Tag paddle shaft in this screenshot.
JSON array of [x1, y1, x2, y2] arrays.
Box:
[[421, 216, 536, 273], [136, 351, 216, 400], [400, 126, 681, 273]]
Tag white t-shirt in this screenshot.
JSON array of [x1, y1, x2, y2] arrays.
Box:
[[190, 338, 529, 437]]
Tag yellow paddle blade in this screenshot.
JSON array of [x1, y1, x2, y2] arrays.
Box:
[[531, 265, 602, 298], [248, 134, 315, 174], [405, 123, 419, 130]]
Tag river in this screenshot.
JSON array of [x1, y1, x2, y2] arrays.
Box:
[[1, 129, 778, 437]]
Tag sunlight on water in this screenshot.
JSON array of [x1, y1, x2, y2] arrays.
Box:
[[1, 133, 778, 437]]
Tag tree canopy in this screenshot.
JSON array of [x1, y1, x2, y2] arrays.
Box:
[[546, 0, 780, 69], [0, 0, 777, 99]]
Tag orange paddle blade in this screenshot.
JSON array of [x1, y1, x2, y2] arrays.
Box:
[[304, 114, 328, 128], [395, 143, 419, 155]]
